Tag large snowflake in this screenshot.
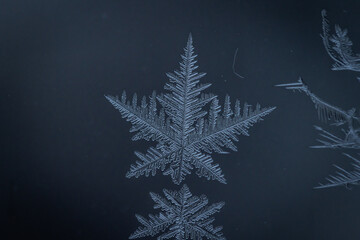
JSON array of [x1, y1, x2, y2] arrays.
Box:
[[129, 184, 225, 240], [105, 34, 275, 184]]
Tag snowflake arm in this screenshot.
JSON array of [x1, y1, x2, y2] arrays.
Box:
[[276, 78, 360, 150], [159, 34, 215, 144], [315, 153, 360, 189], [311, 125, 360, 149], [129, 213, 173, 239], [189, 98, 276, 154], [126, 147, 179, 179], [190, 151, 226, 184], [105, 93, 177, 144], [275, 78, 353, 123], [189, 202, 225, 223]]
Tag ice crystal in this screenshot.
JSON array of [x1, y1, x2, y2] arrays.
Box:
[[129, 184, 225, 240], [105, 34, 275, 184]]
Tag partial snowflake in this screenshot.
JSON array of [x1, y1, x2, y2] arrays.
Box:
[[129, 184, 225, 240], [276, 78, 360, 189], [321, 10, 360, 82], [276, 10, 360, 189], [105, 34, 276, 184], [276, 78, 360, 150]]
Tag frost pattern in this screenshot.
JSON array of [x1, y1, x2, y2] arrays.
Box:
[[276, 10, 360, 189], [321, 10, 360, 82], [129, 184, 225, 240], [105, 34, 276, 184]]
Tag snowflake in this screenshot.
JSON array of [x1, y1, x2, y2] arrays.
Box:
[[129, 184, 225, 240], [105, 34, 275, 184]]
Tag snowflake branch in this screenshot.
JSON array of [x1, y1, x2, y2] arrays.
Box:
[[105, 94, 178, 145], [126, 147, 178, 179], [189, 106, 276, 154], [276, 78, 360, 150], [315, 153, 360, 189], [321, 9, 360, 75]]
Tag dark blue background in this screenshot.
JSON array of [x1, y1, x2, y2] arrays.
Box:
[[1, 0, 360, 239]]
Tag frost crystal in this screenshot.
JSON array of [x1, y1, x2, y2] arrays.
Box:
[[129, 184, 225, 240], [105, 34, 275, 184]]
